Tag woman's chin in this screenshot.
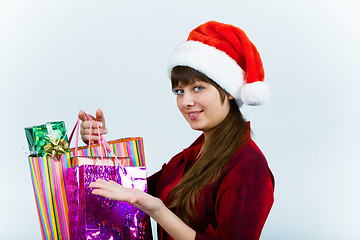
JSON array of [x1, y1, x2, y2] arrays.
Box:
[[189, 125, 203, 132]]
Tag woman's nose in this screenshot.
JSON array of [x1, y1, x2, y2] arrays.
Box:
[[182, 92, 195, 108]]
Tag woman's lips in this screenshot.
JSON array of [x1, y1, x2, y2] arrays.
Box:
[[187, 110, 203, 120]]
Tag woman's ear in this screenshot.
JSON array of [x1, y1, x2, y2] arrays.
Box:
[[227, 93, 234, 100]]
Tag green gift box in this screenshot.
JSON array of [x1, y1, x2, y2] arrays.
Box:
[[25, 121, 69, 157]]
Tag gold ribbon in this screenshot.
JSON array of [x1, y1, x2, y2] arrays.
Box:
[[44, 137, 69, 160]]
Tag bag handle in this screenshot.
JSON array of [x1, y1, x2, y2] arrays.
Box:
[[68, 113, 127, 168], [95, 122, 129, 169], [68, 112, 93, 157], [68, 112, 90, 146]]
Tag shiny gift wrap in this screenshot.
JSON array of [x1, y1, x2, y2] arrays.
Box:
[[25, 121, 69, 157], [66, 158, 152, 240]]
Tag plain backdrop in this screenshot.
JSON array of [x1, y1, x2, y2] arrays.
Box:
[[1, 0, 359, 239]]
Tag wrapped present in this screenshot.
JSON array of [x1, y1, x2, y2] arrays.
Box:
[[25, 121, 69, 157]]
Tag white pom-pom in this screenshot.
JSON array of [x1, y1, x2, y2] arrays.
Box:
[[240, 81, 271, 106]]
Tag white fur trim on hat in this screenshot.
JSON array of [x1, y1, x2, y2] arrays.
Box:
[[240, 81, 271, 106], [168, 41, 245, 103]]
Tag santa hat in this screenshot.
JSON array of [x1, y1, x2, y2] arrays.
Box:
[[168, 21, 270, 107]]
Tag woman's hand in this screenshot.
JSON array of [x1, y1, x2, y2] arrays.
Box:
[[78, 108, 107, 145], [89, 178, 163, 215], [89, 179, 196, 240]]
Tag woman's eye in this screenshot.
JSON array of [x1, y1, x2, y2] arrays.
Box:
[[194, 86, 204, 92], [173, 89, 184, 95]]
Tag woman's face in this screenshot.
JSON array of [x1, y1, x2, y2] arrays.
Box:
[[173, 80, 233, 137]]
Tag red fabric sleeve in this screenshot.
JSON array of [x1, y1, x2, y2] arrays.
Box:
[[195, 158, 274, 240], [147, 163, 167, 196]]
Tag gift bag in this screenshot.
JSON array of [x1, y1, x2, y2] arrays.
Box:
[[29, 154, 71, 239], [67, 118, 146, 167], [66, 157, 152, 240], [66, 120, 152, 240], [27, 121, 72, 240], [27, 118, 150, 240], [71, 137, 146, 167]]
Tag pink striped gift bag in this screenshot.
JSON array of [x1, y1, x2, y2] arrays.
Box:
[[28, 151, 72, 239]]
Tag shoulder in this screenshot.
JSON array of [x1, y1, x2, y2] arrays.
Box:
[[229, 139, 269, 169], [223, 139, 274, 188]]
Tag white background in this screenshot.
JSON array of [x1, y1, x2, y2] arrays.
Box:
[[1, 0, 360, 239]]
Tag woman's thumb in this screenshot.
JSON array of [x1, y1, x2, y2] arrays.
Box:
[[96, 108, 106, 125]]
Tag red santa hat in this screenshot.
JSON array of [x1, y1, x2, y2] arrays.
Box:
[[168, 21, 271, 106]]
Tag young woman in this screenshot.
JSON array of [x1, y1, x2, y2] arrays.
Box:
[[80, 21, 274, 240]]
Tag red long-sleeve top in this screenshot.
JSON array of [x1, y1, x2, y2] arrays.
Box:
[[148, 130, 274, 240]]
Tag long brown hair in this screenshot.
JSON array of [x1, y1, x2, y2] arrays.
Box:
[[168, 66, 250, 226]]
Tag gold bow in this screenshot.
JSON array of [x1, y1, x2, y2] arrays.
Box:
[[44, 137, 69, 160]]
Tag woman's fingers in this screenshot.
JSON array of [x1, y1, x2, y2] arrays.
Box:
[[80, 120, 105, 129], [91, 188, 109, 197], [89, 179, 164, 214], [80, 126, 108, 135], [90, 179, 118, 190], [78, 109, 108, 145], [78, 110, 96, 121], [90, 178, 108, 186], [81, 133, 101, 145], [78, 110, 89, 121], [95, 109, 106, 127], [80, 109, 106, 129], [90, 179, 125, 200], [108, 180, 119, 186], [85, 135, 103, 141]]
